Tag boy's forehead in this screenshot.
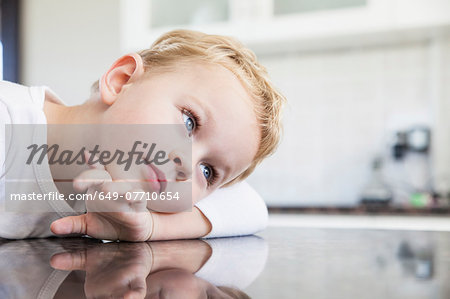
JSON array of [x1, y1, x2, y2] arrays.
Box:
[[141, 61, 257, 119], [186, 63, 253, 106]]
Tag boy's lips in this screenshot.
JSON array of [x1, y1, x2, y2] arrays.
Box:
[[143, 162, 167, 193]]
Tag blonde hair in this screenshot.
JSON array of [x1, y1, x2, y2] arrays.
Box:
[[93, 30, 286, 186]]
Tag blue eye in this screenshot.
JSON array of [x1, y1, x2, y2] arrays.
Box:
[[200, 164, 212, 180], [200, 163, 218, 187], [182, 112, 195, 135]]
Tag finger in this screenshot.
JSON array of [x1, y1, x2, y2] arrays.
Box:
[[84, 150, 105, 170], [50, 251, 87, 271], [124, 278, 147, 299], [51, 214, 88, 235], [126, 189, 148, 212], [73, 169, 112, 192], [102, 181, 134, 197]]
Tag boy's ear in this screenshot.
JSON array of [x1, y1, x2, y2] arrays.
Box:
[[100, 53, 145, 106]]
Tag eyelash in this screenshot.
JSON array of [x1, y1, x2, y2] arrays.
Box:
[[181, 106, 202, 130], [180, 106, 218, 188], [204, 163, 219, 187]]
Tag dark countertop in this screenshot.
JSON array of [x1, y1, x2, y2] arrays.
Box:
[[0, 224, 449, 298], [268, 206, 450, 215], [248, 227, 449, 299]]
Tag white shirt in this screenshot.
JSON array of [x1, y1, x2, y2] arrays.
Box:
[[0, 80, 268, 239]]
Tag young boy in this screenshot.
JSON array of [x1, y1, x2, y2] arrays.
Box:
[[0, 30, 285, 241]]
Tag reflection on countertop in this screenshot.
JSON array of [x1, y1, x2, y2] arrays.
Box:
[[0, 223, 449, 299], [0, 236, 267, 299], [247, 226, 450, 299]]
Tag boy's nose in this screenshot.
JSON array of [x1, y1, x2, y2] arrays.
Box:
[[169, 150, 192, 181]]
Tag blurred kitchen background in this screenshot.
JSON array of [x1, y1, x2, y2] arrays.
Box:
[[2, 0, 450, 214]]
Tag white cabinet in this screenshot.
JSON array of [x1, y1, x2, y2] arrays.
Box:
[[120, 0, 450, 54], [149, 0, 230, 28]]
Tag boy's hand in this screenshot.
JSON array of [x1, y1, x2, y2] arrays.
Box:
[[51, 154, 212, 241], [50, 160, 153, 241], [51, 242, 152, 298]]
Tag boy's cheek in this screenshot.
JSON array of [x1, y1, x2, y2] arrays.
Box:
[[191, 182, 220, 206], [191, 182, 204, 205]]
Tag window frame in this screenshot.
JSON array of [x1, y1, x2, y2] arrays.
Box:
[[1, 0, 20, 82]]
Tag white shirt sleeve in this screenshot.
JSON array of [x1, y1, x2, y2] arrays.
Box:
[[195, 181, 268, 238], [195, 236, 268, 289]]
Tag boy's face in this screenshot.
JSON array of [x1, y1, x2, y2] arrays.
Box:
[[100, 61, 259, 204]]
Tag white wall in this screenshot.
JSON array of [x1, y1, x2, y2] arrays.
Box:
[[248, 38, 450, 206], [20, 0, 122, 105]]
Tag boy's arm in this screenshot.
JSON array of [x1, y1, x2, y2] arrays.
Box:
[[148, 207, 211, 240], [52, 181, 266, 241], [51, 208, 211, 241], [150, 181, 267, 240]]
